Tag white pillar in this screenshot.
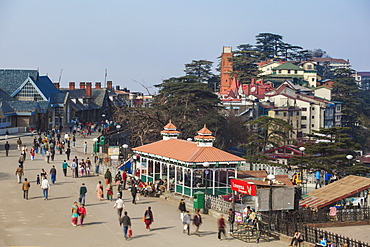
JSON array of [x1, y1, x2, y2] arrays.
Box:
[[167, 164, 170, 191], [160, 162, 163, 179], [212, 169, 216, 195], [182, 167, 185, 195], [146, 159, 149, 182], [226, 170, 229, 187], [234, 168, 237, 178], [174, 165, 177, 193], [153, 161, 156, 183], [139, 158, 142, 179], [190, 169, 194, 197]]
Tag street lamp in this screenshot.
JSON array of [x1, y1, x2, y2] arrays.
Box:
[[203, 162, 210, 194], [299, 147, 306, 185], [346, 154, 353, 175], [93, 138, 99, 174], [122, 144, 129, 160], [267, 174, 275, 235]]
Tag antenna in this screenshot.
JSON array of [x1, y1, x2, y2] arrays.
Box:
[[104, 69, 107, 88], [58, 69, 63, 84]]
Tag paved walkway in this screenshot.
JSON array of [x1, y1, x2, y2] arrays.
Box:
[[0, 133, 289, 247]]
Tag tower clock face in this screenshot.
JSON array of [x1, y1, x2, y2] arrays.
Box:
[[250, 86, 256, 93]]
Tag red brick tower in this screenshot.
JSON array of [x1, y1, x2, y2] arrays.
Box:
[[220, 46, 233, 93]]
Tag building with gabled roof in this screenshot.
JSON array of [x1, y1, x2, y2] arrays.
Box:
[[132, 122, 246, 197], [0, 69, 71, 130]]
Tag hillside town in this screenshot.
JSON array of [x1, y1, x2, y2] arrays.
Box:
[[1, 33, 370, 247]]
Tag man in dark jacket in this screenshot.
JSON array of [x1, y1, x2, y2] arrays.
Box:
[[79, 183, 87, 205], [178, 199, 187, 221], [119, 211, 131, 240], [131, 185, 137, 204], [193, 210, 202, 236], [4, 141, 10, 156], [228, 208, 235, 233]]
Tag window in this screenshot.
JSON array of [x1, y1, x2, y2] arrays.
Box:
[[283, 112, 287, 116], [302, 108, 307, 111], [336, 115, 341, 120], [312, 78, 315, 82], [15, 81, 44, 101], [297, 112, 300, 115], [288, 70, 291, 74], [312, 107, 315, 110], [312, 116, 315, 119], [312, 124, 315, 127], [301, 125, 307, 129], [336, 105, 341, 111], [301, 116, 307, 120], [294, 70, 297, 74], [307, 65, 313, 70], [278, 149, 284, 153], [275, 111, 279, 115], [289, 112, 293, 116]]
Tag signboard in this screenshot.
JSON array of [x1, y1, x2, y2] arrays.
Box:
[[234, 212, 243, 223], [256, 187, 294, 211], [230, 179, 257, 196], [108, 146, 120, 155]]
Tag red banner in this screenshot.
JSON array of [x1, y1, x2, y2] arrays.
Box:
[[230, 179, 257, 196]]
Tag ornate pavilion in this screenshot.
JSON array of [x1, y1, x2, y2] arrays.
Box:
[[132, 122, 246, 197]]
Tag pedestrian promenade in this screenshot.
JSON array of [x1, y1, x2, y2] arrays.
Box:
[[0, 133, 289, 247]]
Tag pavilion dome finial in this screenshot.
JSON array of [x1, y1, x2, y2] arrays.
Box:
[[161, 121, 180, 140], [194, 124, 215, 147]]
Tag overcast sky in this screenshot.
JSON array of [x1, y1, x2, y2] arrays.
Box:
[[0, 0, 369, 93]]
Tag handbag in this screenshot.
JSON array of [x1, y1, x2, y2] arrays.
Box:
[[142, 216, 145, 222], [128, 229, 132, 237]]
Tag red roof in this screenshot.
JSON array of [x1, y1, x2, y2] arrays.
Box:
[[133, 138, 245, 163]]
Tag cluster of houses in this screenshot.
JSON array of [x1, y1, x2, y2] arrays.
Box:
[[0, 69, 152, 131]]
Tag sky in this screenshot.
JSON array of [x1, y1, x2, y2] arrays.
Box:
[[0, 0, 369, 93]]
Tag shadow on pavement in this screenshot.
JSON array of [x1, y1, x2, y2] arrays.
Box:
[[152, 226, 175, 231], [131, 233, 154, 239], [198, 230, 217, 236], [50, 196, 72, 200], [83, 221, 106, 225]]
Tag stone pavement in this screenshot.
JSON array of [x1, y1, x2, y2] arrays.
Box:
[[0, 133, 290, 247]]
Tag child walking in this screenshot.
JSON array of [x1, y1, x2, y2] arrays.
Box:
[[78, 204, 87, 226], [36, 174, 40, 186]]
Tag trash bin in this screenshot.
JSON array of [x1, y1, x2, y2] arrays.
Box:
[[193, 191, 205, 209]]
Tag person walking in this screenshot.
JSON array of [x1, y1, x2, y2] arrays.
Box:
[[117, 181, 124, 199], [65, 146, 71, 160], [114, 171, 122, 185], [113, 195, 125, 219], [106, 184, 113, 201], [122, 171, 127, 189], [15, 165, 24, 183], [252, 218, 262, 243], [228, 208, 235, 234], [79, 183, 87, 205], [104, 169, 112, 185], [120, 211, 131, 240], [143, 206, 154, 231], [22, 178, 31, 200], [83, 142, 88, 154], [30, 146, 35, 161], [41, 177, 50, 200], [18, 154, 25, 168], [45, 149, 51, 163], [96, 181, 104, 201], [4, 141, 10, 157], [71, 159, 78, 178], [62, 160, 70, 176], [71, 201, 79, 226], [50, 165, 57, 184], [17, 138, 22, 151], [78, 204, 86, 226], [183, 211, 191, 235], [5, 130, 9, 140], [193, 210, 202, 236], [217, 215, 226, 241], [131, 185, 137, 204], [315, 170, 322, 189], [21, 145, 27, 160], [178, 199, 187, 221]]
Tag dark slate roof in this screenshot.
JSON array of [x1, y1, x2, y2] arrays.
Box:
[[92, 88, 107, 108], [0, 69, 39, 95], [0, 101, 15, 114], [60, 89, 89, 99], [52, 92, 67, 104], [7, 101, 40, 112], [36, 76, 60, 100], [0, 88, 14, 101]]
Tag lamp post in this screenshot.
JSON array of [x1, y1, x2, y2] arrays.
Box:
[[93, 138, 99, 174], [346, 154, 353, 175], [203, 162, 210, 194], [299, 147, 306, 185], [267, 174, 275, 235], [116, 125, 121, 145], [122, 144, 129, 161]]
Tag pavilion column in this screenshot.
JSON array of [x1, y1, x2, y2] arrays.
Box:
[[212, 169, 216, 195], [226, 170, 229, 187], [146, 159, 149, 182], [139, 157, 142, 179], [159, 162, 163, 179], [167, 164, 170, 191], [182, 167, 185, 195], [153, 161, 156, 182], [190, 169, 194, 197], [234, 168, 237, 178], [174, 165, 177, 193]]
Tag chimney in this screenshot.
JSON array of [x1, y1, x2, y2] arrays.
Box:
[[107, 81, 113, 89], [116, 85, 120, 90], [80, 82, 86, 89], [54, 83, 60, 90], [251, 78, 255, 84], [86, 82, 92, 97], [69, 82, 75, 90], [95, 82, 101, 89]]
